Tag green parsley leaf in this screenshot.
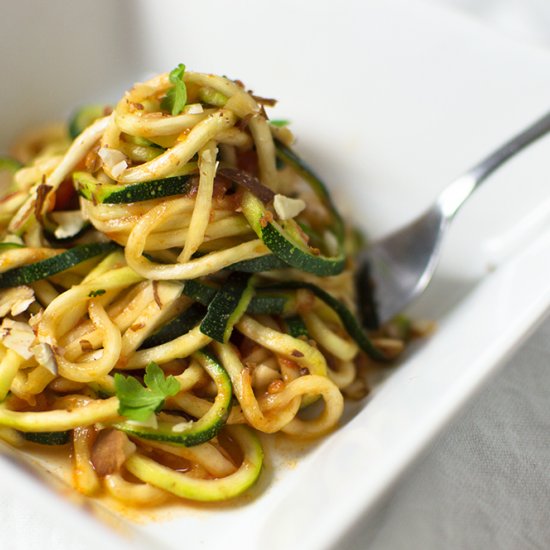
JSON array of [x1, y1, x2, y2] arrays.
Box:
[[270, 119, 290, 127], [161, 63, 188, 116], [88, 289, 106, 298], [114, 362, 180, 422], [144, 362, 180, 398]]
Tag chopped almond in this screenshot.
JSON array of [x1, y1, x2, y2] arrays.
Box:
[[1, 318, 35, 359], [0, 286, 34, 317], [273, 194, 306, 221]]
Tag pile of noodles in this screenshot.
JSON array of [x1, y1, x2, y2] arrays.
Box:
[[0, 68, 409, 505]]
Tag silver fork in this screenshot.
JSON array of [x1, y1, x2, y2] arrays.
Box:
[[356, 110, 550, 329]]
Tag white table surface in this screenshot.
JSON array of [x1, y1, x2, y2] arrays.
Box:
[[4, 2, 550, 549]]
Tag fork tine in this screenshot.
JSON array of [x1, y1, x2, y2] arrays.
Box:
[[356, 206, 446, 329]]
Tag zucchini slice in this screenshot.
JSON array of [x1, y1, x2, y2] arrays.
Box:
[[124, 425, 263, 502], [74, 170, 197, 204], [183, 277, 296, 317], [182, 278, 217, 305], [227, 254, 288, 273], [200, 273, 255, 343], [141, 303, 207, 348], [184, 277, 297, 333], [284, 315, 309, 339], [235, 140, 348, 277], [69, 105, 107, 139], [198, 87, 228, 108], [246, 292, 295, 316], [275, 141, 338, 212], [0, 241, 119, 288], [0, 397, 119, 431], [0, 242, 24, 253], [241, 192, 346, 276], [115, 350, 232, 447], [138, 278, 296, 347], [155, 277, 378, 357], [22, 431, 70, 445], [259, 281, 390, 362]]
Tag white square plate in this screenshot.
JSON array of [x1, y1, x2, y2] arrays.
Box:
[[2, 1, 550, 548]]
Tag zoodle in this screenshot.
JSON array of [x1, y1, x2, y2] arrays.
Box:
[[0, 64, 410, 506]]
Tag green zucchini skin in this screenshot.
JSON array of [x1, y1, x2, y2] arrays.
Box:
[[124, 425, 263, 502], [259, 140, 348, 276], [226, 254, 288, 273], [275, 141, 346, 247], [246, 293, 289, 316], [241, 192, 346, 277], [0, 242, 24, 253], [200, 273, 255, 343], [138, 279, 294, 349], [262, 220, 345, 276], [259, 281, 390, 362], [184, 277, 293, 315], [0, 241, 119, 288], [284, 315, 309, 339], [22, 431, 70, 445], [141, 303, 207, 348], [182, 279, 218, 306], [155, 278, 380, 359], [198, 87, 228, 108], [125, 135, 159, 148], [115, 350, 232, 447], [275, 142, 333, 203], [68, 105, 107, 139], [74, 171, 197, 204]]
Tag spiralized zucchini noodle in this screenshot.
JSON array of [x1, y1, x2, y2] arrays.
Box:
[[0, 65, 411, 505]]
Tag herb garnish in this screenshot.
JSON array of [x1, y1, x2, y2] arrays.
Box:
[[114, 362, 180, 421], [270, 119, 290, 127], [161, 63, 188, 116]]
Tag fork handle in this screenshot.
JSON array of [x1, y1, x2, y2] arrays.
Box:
[[437, 110, 550, 219]]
